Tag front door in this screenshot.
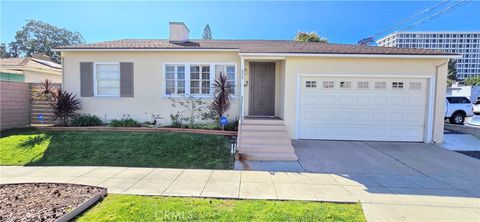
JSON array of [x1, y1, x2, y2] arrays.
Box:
[[249, 62, 275, 116]]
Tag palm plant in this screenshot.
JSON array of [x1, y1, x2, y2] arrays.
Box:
[[210, 73, 232, 128], [50, 89, 81, 126], [31, 79, 57, 101]]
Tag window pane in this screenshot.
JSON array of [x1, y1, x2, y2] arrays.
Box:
[[177, 87, 185, 94], [215, 65, 226, 77], [177, 81, 185, 87], [166, 80, 175, 88], [166, 65, 174, 72], [190, 81, 199, 87], [202, 81, 210, 88], [191, 73, 199, 80], [202, 66, 210, 73], [191, 66, 199, 73], [166, 73, 175, 79], [226, 66, 235, 73], [358, 81, 369, 89], [177, 66, 185, 73], [190, 88, 199, 94], [166, 87, 175, 95], [177, 72, 185, 80], [202, 72, 209, 80]]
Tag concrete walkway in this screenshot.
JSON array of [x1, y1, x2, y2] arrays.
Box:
[[1, 166, 479, 221]]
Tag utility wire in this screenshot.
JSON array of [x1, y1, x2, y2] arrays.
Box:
[[371, 0, 451, 39], [395, 0, 472, 33]]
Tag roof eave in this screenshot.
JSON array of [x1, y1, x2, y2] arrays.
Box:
[[52, 48, 240, 52], [239, 52, 460, 59]]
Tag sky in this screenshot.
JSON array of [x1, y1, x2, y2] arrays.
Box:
[[1, 1, 479, 45]]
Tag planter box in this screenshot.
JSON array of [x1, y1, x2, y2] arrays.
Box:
[[36, 126, 238, 136]]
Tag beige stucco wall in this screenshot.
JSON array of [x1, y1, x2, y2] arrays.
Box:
[[282, 56, 448, 143], [24, 70, 62, 83], [62, 51, 241, 124], [62, 50, 448, 142]]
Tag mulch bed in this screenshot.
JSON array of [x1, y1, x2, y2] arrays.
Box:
[[0, 183, 107, 222], [456, 151, 480, 160]]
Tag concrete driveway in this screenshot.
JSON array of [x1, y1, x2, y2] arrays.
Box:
[[293, 140, 480, 221]]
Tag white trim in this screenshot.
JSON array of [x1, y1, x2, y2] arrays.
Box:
[[161, 62, 238, 98], [295, 73, 435, 143], [53, 48, 240, 52], [239, 53, 460, 59], [426, 76, 436, 143], [240, 57, 245, 120], [93, 62, 121, 97]]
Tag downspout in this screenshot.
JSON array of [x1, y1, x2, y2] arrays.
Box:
[[431, 60, 448, 143]]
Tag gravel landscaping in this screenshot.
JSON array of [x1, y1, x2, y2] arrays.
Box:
[[0, 183, 106, 222]]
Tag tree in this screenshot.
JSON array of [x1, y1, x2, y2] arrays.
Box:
[[0, 43, 17, 58], [465, 76, 480, 86], [6, 20, 85, 63], [448, 59, 457, 81], [294, 31, 327, 43], [202, 24, 212, 40]]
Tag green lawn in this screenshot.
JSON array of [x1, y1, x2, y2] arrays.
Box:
[[0, 128, 233, 169], [77, 194, 366, 222]]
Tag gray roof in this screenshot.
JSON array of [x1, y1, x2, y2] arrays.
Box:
[[56, 39, 456, 56]]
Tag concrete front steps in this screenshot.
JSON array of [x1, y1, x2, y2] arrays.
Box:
[[237, 118, 298, 161]]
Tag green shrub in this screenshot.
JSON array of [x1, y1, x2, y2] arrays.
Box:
[[71, 114, 103, 126], [223, 119, 238, 131], [109, 118, 140, 127]]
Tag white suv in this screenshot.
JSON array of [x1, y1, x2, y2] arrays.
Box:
[[445, 96, 474, 124], [473, 99, 480, 115]]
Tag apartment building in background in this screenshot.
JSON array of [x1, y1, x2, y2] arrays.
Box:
[[377, 32, 480, 79]]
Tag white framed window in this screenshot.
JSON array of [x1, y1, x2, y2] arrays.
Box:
[[164, 63, 236, 97], [339, 81, 351, 89], [410, 82, 421, 90], [392, 82, 404, 89], [95, 63, 120, 96], [323, 81, 334, 88], [165, 64, 185, 95], [357, 81, 369, 89], [374, 81, 386, 89], [215, 65, 236, 94], [190, 65, 210, 95], [305, 81, 317, 88]]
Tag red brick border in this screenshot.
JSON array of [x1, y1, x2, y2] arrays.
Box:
[[36, 126, 237, 136]]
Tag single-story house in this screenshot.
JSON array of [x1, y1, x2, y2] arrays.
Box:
[[0, 55, 62, 83], [55, 22, 457, 156]]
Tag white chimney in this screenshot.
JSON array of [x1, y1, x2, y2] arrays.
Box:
[[169, 22, 190, 42]]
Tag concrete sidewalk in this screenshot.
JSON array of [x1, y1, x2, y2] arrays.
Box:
[[1, 166, 479, 221]]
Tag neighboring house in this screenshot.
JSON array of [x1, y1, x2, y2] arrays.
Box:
[[55, 22, 457, 146], [0, 56, 62, 83], [447, 82, 480, 103]]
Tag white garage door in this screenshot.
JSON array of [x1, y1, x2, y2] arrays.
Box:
[[298, 77, 428, 142]]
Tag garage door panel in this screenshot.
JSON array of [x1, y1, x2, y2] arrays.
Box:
[[299, 77, 428, 142]]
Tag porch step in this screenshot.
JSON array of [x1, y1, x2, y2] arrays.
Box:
[[237, 118, 298, 161], [239, 152, 298, 161], [240, 136, 291, 145], [241, 124, 287, 131], [238, 144, 295, 153], [242, 119, 284, 125]]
